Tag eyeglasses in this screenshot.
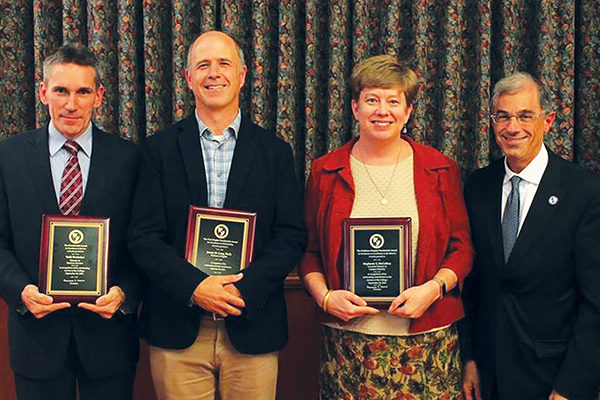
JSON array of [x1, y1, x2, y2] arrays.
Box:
[[490, 111, 544, 126]]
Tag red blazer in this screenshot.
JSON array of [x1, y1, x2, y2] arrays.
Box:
[[298, 136, 473, 333]]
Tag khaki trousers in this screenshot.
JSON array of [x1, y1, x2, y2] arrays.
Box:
[[149, 317, 278, 400]]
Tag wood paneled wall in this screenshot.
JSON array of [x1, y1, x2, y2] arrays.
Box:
[[0, 302, 15, 399]]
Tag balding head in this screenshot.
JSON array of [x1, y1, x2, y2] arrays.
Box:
[[184, 29, 247, 118], [187, 31, 245, 71]]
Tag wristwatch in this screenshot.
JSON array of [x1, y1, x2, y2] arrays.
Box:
[[432, 276, 446, 298]]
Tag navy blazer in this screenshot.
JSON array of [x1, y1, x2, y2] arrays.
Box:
[[128, 114, 306, 354], [460, 148, 600, 399], [0, 126, 141, 379]]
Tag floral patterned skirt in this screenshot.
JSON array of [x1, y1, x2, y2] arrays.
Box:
[[319, 324, 462, 400]]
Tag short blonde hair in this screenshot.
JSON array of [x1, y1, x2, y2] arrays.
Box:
[[350, 55, 419, 105]]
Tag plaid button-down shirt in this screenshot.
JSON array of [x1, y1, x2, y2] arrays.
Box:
[[195, 111, 241, 208]]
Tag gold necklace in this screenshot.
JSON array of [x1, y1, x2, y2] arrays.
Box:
[[356, 141, 403, 205]]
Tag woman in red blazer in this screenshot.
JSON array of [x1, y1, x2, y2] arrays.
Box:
[[299, 55, 473, 399]]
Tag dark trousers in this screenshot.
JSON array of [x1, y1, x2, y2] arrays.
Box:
[[14, 336, 135, 400]]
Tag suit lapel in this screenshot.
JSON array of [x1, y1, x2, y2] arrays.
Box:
[[177, 116, 208, 206], [484, 160, 506, 271], [223, 117, 257, 208], [26, 127, 61, 214], [506, 152, 564, 267], [80, 127, 112, 215]]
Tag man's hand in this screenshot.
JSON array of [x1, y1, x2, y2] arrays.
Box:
[[323, 290, 379, 322], [193, 273, 245, 317], [78, 286, 126, 319], [224, 282, 242, 298], [20, 284, 70, 318], [388, 280, 440, 318], [462, 360, 482, 400], [549, 391, 569, 400]]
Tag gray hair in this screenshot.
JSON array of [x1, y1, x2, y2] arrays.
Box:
[[491, 72, 553, 111], [186, 30, 246, 71], [43, 45, 101, 88]]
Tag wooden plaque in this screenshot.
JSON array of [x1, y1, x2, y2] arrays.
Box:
[[343, 217, 412, 305], [38, 215, 109, 303], [185, 206, 256, 275]]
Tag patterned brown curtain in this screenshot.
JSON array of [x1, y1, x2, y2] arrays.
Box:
[[2, 0, 599, 179]]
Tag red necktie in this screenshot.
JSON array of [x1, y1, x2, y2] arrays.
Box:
[[59, 141, 83, 216]]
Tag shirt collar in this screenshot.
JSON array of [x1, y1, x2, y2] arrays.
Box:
[[503, 144, 548, 185], [48, 120, 93, 158], [194, 110, 241, 139]]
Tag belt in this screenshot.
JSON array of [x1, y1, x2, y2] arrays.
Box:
[[213, 313, 225, 321]]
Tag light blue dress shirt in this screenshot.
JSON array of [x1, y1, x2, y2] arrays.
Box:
[[48, 120, 93, 204]]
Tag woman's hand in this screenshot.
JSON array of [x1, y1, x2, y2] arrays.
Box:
[[462, 360, 482, 400], [387, 280, 440, 318], [324, 290, 379, 322]]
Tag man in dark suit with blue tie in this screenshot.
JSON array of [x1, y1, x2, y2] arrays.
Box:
[[0, 46, 140, 400], [460, 72, 600, 400]]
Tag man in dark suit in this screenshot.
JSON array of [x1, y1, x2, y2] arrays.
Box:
[[128, 30, 306, 400], [0, 46, 140, 400], [460, 72, 600, 400]]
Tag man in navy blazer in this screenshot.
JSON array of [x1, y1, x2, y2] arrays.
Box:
[[460, 72, 600, 400], [0, 46, 140, 399], [128, 30, 306, 400]]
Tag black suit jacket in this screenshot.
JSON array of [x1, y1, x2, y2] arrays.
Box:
[[0, 126, 141, 379], [460, 148, 600, 399], [128, 115, 306, 354]]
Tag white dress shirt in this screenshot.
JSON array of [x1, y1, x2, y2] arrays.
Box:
[[501, 145, 549, 234]]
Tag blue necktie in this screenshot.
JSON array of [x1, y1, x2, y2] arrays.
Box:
[[502, 176, 521, 263]]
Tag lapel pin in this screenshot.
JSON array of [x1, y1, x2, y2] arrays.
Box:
[[548, 195, 559, 205]]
